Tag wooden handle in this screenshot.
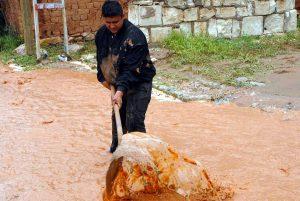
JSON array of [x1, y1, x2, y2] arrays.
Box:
[[111, 85, 123, 145]]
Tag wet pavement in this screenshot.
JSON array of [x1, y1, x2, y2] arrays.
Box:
[[0, 66, 300, 200], [233, 52, 300, 111]]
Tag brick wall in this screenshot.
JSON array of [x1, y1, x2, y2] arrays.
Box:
[[296, 0, 300, 12], [1, 0, 128, 39], [37, 0, 107, 38]]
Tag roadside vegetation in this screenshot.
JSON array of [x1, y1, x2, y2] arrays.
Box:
[[0, 31, 33, 65], [163, 29, 299, 85], [0, 28, 95, 70], [0, 23, 299, 86]]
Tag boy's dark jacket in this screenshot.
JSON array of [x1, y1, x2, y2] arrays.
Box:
[[95, 19, 156, 93]]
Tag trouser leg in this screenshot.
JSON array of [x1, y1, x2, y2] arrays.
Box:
[[126, 82, 152, 133]]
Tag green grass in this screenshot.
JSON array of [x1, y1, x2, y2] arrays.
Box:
[[69, 41, 96, 60], [40, 40, 96, 62], [0, 34, 22, 52], [163, 30, 299, 85], [0, 32, 97, 70], [0, 25, 98, 70], [164, 31, 299, 66], [42, 44, 64, 60], [0, 33, 38, 70]]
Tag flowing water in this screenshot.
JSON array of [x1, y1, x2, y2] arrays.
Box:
[[0, 66, 299, 200]]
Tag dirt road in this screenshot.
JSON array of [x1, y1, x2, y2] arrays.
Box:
[[1, 66, 299, 201]]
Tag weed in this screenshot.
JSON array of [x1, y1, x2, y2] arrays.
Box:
[[69, 41, 96, 60], [162, 31, 299, 85], [0, 34, 22, 52]]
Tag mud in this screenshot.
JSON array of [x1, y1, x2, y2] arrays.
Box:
[[1, 66, 300, 200]]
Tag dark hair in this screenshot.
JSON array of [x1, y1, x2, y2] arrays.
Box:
[[102, 1, 123, 17]]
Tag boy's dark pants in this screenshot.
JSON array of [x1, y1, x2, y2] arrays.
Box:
[[110, 82, 152, 152]]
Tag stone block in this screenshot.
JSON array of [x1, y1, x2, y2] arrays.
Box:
[[151, 27, 173, 43], [184, 7, 198, 22], [254, 0, 276, 15], [180, 22, 192, 34], [232, 20, 241, 37], [236, 6, 252, 18], [208, 19, 218, 37], [139, 5, 163, 26], [83, 32, 95, 41], [140, 27, 150, 42], [163, 7, 183, 25], [199, 8, 216, 20], [242, 16, 263, 35], [212, 0, 222, 6], [132, 0, 153, 5], [194, 22, 207, 34], [203, 0, 211, 7], [217, 19, 233, 38], [194, 0, 202, 6], [276, 0, 295, 13], [128, 4, 140, 25], [264, 14, 284, 33], [167, 0, 187, 9], [216, 7, 236, 18], [223, 0, 246, 6], [186, 0, 195, 6], [284, 9, 297, 32]]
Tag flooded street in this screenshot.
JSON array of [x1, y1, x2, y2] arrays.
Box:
[[1, 66, 299, 201]]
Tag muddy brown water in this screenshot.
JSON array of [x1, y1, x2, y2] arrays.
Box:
[[1, 66, 300, 201]]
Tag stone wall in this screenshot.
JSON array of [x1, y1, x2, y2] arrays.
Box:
[[0, 0, 128, 40], [128, 0, 298, 42]]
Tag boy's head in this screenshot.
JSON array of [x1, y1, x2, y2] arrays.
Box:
[[102, 1, 124, 34]]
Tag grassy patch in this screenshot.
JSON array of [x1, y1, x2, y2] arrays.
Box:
[[0, 31, 96, 70], [0, 33, 38, 69], [41, 41, 96, 61], [0, 34, 22, 52], [164, 31, 299, 66], [69, 41, 96, 60], [0, 30, 38, 69], [163, 30, 299, 85], [42, 44, 64, 61]]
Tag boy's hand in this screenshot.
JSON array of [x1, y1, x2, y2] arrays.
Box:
[[113, 91, 123, 108]]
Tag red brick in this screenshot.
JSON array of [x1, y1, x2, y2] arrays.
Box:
[[80, 14, 88, 21], [87, 3, 94, 9], [51, 17, 60, 23], [51, 10, 62, 17], [80, 20, 90, 26], [80, 9, 90, 15], [93, 2, 101, 9], [78, 2, 87, 9], [84, 26, 91, 32], [75, 26, 84, 33], [72, 14, 80, 21], [72, 4, 79, 10], [53, 30, 61, 36]]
